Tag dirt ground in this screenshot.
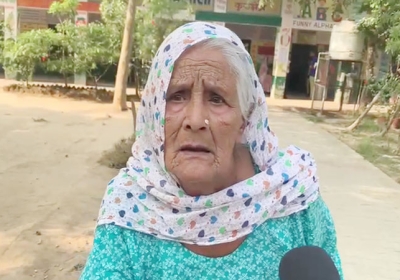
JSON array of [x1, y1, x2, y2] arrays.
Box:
[[0, 91, 133, 280]]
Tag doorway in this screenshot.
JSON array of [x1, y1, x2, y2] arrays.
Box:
[[286, 44, 318, 98]]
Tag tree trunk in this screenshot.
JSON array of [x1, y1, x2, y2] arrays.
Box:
[[113, 0, 136, 111], [366, 43, 375, 81], [345, 87, 385, 131], [94, 77, 98, 91], [131, 99, 137, 140], [379, 102, 400, 137], [135, 68, 140, 100], [338, 72, 346, 112], [360, 42, 376, 108]]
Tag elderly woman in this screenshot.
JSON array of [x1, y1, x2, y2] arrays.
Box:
[[81, 22, 342, 279]]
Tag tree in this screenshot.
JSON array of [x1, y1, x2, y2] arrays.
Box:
[[74, 22, 120, 89], [357, 0, 398, 82], [2, 29, 55, 85], [99, 0, 126, 62], [345, 0, 400, 131], [44, 0, 80, 86], [134, 0, 191, 64], [99, 0, 126, 34], [110, 0, 192, 111], [0, 19, 6, 61], [377, 76, 400, 136], [113, 0, 137, 111], [129, 0, 192, 100], [345, 82, 387, 131]]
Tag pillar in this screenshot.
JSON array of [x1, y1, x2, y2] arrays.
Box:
[[270, 0, 293, 99], [3, 1, 18, 79], [74, 11, 88, 85], [213, 0, 227, 26], [270, 27, 291, 99]]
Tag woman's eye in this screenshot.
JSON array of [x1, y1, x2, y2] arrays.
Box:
[[169, 92, 185, 102], [210, 94, 224, 104]]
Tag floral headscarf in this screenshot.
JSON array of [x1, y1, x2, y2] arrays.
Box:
[[97, 22, 319, 245]]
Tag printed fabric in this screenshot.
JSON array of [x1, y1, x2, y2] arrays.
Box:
[[97, 21, 320, 245]]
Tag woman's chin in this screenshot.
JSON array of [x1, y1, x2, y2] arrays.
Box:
[[173, 165, 217, 196]]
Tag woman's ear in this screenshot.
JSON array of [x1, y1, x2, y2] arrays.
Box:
[[240, 118, 246, 133], [236, 118, 246, 143]]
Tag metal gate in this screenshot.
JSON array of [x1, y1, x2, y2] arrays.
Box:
[[311, 52, 329, 113]]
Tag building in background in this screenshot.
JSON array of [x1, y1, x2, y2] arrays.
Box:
[[195, 0, 281, 92], [0, 0, 101, 83], [0, 0, 358, 100], [0, 0, 101, 36], [270, 0, 349, 99]]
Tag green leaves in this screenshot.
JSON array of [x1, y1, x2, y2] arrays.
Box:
[[0, 0, 194, 87], [357, 0, 400, 58], [74, 22, 120, 81], [2, 29, 56, 84], [0, 0, 123, 86], [48, 0, 79, 19], [134, 0, 193, 63]]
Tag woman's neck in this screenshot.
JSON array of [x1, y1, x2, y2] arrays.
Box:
[[233, 144, 255, 182], [201, 145, 254, 194], [182, 145, 255, 257]]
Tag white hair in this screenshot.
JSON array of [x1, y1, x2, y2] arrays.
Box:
[[198, 38, 256, 120]]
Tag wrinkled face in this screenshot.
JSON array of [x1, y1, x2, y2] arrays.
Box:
[[164, 43, 244, 196]]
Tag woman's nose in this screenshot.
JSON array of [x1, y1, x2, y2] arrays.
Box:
[[183, 98, 207, 131]]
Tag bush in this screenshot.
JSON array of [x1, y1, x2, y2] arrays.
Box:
[[98, 136, 135, 169]]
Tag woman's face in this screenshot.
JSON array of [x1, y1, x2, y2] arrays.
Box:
[[164, 44, 244, 196]]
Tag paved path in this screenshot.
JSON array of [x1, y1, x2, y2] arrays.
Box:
[[269, 107, 400, 280]]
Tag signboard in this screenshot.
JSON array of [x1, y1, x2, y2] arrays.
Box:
[[227, 0, 280, 15], [214, 0, 227, 13], [75, 16, 87, 26], [190, 0, 211, 5], [292, 19, 336, 31], [290, 0, 348, 31], [189, 0, 214, 11]]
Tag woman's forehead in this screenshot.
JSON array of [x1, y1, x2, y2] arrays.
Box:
[[173, 46, 227, 72], [168, 48, 233, 89]]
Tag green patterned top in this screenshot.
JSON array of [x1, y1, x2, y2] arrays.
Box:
[[80, 197, 343, 280]]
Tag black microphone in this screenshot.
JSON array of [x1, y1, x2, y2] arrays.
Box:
[[279, 246, 341, 280]]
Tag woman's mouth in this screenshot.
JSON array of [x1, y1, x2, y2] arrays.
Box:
[[179, 144, 212, 156]]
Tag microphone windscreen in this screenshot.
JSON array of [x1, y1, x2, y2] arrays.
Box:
[[279, 246, 340, 280]]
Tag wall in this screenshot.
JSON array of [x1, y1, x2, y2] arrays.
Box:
[[17, 0, 100, 12], [226, 23, 276, 41], [19, 8, 48, 32], [226, 23, 276, 75], [292, 29, 330, 45]]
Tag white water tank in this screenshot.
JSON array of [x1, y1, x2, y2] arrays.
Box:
[[329, 20, 364, 61]]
